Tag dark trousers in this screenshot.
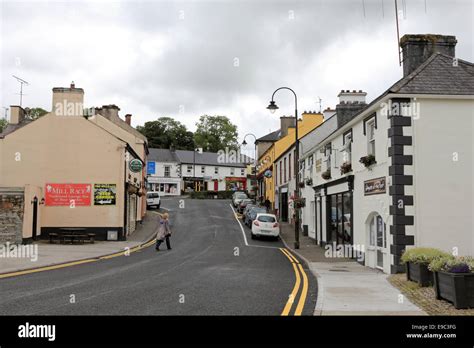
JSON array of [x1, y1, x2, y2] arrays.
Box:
[[156, 236, 171, 250]]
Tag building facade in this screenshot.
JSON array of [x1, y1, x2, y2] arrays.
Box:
[[300, 34, 474, 274]]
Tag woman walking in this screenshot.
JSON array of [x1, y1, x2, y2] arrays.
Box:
[[156, 212, 172, 251]]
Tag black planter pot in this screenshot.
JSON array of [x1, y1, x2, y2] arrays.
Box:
[[433, 271, 474, 309], [406, 262, 433, 287]]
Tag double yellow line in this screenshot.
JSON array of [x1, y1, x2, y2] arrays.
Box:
[[279, 248, 308, 316]]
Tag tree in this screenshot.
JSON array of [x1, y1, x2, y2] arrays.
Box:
[[194, 115, 238, 153], [0, 118, 7, 133], [137, 117, 194, 150], [24, 107, 48, 120]]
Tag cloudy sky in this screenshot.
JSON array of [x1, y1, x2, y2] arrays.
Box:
[[1, 0, 473, 146]]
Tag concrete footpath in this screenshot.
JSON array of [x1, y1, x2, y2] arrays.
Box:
[[280, 223, 426, 315], [0, 212, 159, 276]]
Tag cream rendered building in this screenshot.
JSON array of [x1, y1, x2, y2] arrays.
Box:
[[0, 83, 148, 242]]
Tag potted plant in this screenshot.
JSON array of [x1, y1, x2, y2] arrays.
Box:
[[298, 182, 305, 188], [294, 197, 306, 208], [321, 169, 331, 180], [359, 154, 376, 168], [429, 256, 474, 309], [305, 178, 313, 186], [340, 162, 352, 175], [401, 248, 450, 287]]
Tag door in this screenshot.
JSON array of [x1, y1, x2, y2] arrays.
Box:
[[214, 180, 218, 191], [369, 214, 385, 270], [281, 193, 288, 222]]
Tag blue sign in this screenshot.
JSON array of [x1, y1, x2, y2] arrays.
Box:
[[147, 161, 156, 175]]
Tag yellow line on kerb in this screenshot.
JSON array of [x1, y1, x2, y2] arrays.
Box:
[[0, 259, 98, 279], [279, 247, 308, 316]]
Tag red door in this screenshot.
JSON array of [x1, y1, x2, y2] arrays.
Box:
[[214, 180, 218, 191]]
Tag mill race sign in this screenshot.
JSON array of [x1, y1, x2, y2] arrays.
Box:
[[364, 177, 386, 196], [45, 184, 92, 206]]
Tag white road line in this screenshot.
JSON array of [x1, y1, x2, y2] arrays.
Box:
[[229, 204, 248, 246], [229, 204, 281, 250]]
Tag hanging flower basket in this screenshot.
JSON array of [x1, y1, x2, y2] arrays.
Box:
[[340, 162, 352, 175], [321, 169, 331, 180], [298, 182, 305, 188], [305, 178, 313, 186], [359, 155, 376, 168], [294, 197, 306, 208]]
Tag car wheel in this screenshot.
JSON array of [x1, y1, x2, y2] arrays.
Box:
[[157, 204, 161, 209], [250, 231, 255, 239]]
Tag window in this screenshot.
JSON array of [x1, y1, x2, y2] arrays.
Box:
[[284, 158, 287, 183], [367, 119, 376, 156], [201, 166, 205, 174], [214, 167, 219, 174], [187, 165, 192, 173], [288, 153, 291, 179], [164, 166, 170, 177], [325, 143, 332, 170], [279, 161, 282, 185], [343, 130, 352, 163], [275, 163, 278, 186], [241, 168, 245, 176], [230, 168, 234, 175]]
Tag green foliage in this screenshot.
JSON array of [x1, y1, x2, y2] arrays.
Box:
[[400, 247, 450, 265], [0, 118, 7, 133], [194, 115, 238, 153], [24, 107, 48, 120], [429, 256, 474, 273], [137, 117, 194, 150]]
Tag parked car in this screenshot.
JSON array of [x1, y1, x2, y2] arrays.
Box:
[[146, 191, 161, 209], [242, 204, 256, 219], [232, 192, 248, 208], [237, 199, 253, 214], [251, 213, 279, 239], [245, 207, 267, 227]]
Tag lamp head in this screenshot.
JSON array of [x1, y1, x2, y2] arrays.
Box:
[[242, 139, 247, 146], [266, 100, 279, 114]]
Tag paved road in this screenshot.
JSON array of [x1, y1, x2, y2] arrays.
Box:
[[0, 198, 317, 315]]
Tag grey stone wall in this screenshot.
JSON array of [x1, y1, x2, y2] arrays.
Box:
[[0, 188, 25, 244]]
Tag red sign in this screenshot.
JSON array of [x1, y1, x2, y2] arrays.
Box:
[[45, 184, 92, 206]]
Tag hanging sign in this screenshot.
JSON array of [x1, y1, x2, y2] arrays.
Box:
[[129, 159, 143, 173]]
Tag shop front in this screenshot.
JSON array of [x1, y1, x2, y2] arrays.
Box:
[[147, 176, 180, 196], [225, 177, 246, 191]]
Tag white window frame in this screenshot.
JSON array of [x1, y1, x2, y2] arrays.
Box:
[[367, 119, 376, 156], [201, 166, 205, 174], [230, 167, 235, 176], [164, 165, 171, 178]]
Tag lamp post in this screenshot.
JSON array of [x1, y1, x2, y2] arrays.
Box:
[[267, 87, 300, 249], [242, 133, 257, 198]]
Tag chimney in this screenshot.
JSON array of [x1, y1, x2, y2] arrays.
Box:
[[400, 34, 457, 77], [323, 107, 336, 120], [52, 82, 84, 116], [280, 116, 296, 138], [336, 90, 367, 127], [97, 104, 120, 120], [125, 114, 132, 125], [9, 105, 25, 125]]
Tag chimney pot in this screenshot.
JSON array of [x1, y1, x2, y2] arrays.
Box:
[[125, 114, 132, 125], [71, 81, 75, 89], [9, 105, 25, 125]]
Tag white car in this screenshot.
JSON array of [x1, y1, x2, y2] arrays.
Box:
[[251, 213, 280, 239], [232, 192, 248, 208], [146, 191, 161, 209]]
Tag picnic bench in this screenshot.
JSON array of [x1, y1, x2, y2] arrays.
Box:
[[49, 228, 95, 244]]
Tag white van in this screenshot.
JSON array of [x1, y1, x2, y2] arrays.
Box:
[[146, 191, 161, 209]]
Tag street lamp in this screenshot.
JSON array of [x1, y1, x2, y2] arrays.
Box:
[[242, 133, 257, 199], [267, 87, 300, 249]]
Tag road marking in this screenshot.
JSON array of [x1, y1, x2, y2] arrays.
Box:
[[280, 248, 300, 264], [295, 263, 309, 316], [229, 204, 248, 246], [280, 249, 301, 316], [0, 259, 98, 279]]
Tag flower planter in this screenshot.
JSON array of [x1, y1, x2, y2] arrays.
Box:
[[433, 271, 474, 309], [406, 262, 433, 287]]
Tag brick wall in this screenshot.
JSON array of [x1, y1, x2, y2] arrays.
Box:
[[0, 188, 25, 244]]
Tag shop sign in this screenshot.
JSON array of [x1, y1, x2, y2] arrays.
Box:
[[94, 184, 117, 205], [45, 184, 91, 206], [264, 169, 272, 178], [147, 161, 156, 175], [364, 177, 386, 196], [129, 159, 143, 173]]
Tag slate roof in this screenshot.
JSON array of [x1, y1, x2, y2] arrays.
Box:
[[256, 129, 281, 142], [389, 53, 474, 95], [174, 149, 249, 167], [0, 119, 33, 138], [148, 148, 179, 162]]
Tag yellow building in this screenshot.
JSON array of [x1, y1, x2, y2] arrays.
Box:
[[257, 112, 323, 212]]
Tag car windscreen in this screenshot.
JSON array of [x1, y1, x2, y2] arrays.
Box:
[[251, 208, 266, 215], [147, 193, 159, 198], [236, 194, 247, 199], [257, 215, 276, 223]]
